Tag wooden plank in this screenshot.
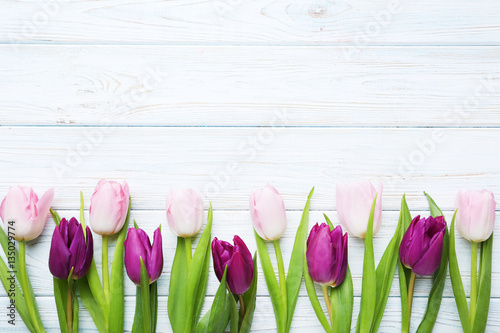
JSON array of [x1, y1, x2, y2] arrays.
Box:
[[1, 0, 500, 45], [1, 46, 500, 126], [0, 210, 498, 298], [0, 296, 497, 331], [0, 127, 498, 211]]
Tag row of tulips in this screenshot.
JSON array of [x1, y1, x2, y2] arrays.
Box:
[[0, 181, 495, 333]]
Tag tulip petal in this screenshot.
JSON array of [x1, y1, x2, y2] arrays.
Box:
[[79, 226, 94, 278], [227, 251, 253, 295], [49, 225, 71, 279], [306, 224, 335, 285], [412, 231, 444, 276], [148, 228, 163, 283], [69, 226, 87, 278], [124, 228, 148, 285]]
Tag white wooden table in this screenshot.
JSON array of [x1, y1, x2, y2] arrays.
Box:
[[1, 0, 499, 331]]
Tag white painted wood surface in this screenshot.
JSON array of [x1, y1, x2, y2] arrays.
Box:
[[1, 0, 499, 331]]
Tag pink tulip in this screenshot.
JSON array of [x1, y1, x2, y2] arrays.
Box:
[[166, 188, 204, 237], [336, 181, 383, 238], [249, 185, 287, 241], [89, 179, 130, 236], [455, 190, 496, 242], [0, 186, 54, 241]]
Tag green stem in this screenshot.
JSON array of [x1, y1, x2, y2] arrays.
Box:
[[67, 281, 74, 332], [405, 272, 416, 333], [238, 294, 246, 321], [185, 237, 192, 274], [102, 235, 110, 305], [470, 241, 478, 327], [19, 241, 45, 332], [322, 285, 333, 328], [273, 240, 287, 324]]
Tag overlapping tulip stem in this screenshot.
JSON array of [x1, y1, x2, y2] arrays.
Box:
[[238, 294, 245, 320], [19, 241, 45, 332], [273, 240, 287, 322], [404, 272, 416, 333], [102, 235, 110, 304], [322, 286, 333, 326], [470, 241, 478, 326]]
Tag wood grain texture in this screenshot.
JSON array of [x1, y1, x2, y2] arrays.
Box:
[[1, 0, 500, 45], [0, 127, 499, 211], [1, 46, 500, 127]]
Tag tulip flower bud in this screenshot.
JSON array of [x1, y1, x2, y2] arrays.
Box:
[[89, 179, 130, 236], [166, 188, 204, 237], [0, 186, 54, 241], [399, 215, 446, 276], [455, 190, 496, 242], [49, 217, 94, 280], [124, 227, 163, 285], [249, 185, 287, 241], [336, 181, 383, 238], [306, 223, 348, 287], [212, 236, 254, 295]]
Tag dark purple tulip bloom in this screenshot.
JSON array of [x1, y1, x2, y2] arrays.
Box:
[[399, 215, 447, 276], [212, 235, 253, 295], [49, 217, 94, 280], [124, 227, 163, 285], [306, 223, 348, 287]]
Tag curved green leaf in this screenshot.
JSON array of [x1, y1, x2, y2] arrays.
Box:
[[449, 210, 470, 333], [398, 195, 412, 333], [131, 286, 143, 333], [240, 253, 258, 333], [150, 281, 158, 333], [169, 237, 187, 333], [472, 234, 493, 333], [54, 278, 69, 333], [186, 204, 213, 332], [140, 258, 151, 333], [285, 187, 314, 331], [331, 266, 353, 333], [77, 277, 106, 333], [108, 196, 131, 333], [255, 230, 285, 332], [208, 269, 228, 333], [356, 195, 378, 333]]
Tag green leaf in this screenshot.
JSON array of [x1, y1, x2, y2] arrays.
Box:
[[195, 309, 210, 333], [193, 206, 213, 329], [398, 195, 412, 333], [150, 281, 158, 333], [50, 208, 62, 226], [186, 204, 213, 332], [285, 187, 314, 331], [132, 286, 143, 333], [77, 276, 107, 333], [472, 234, 493, 333], [140, 258, 151, 333], [416, 193, 449, 333], [255, 230, 286, 332], [356, 195, 378, 333], [240, 253, 258, 333], [229, 293, 238, 333], [168, 237, 187, 333], [303, 244, 331, 333], [323, 213, 334, 230], [207, 269, 229, 333], [84, 259, 107, 326], [54, 278, 69, 333], [371, 203, 403, 332], [448, 210, 470, 333], [108, 196, 131, 333], [331, 266, 353, 333]]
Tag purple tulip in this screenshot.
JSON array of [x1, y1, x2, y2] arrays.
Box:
[[399, 215, 447, 276], [212, 236, 254, 295], [49, 217, 94, 280], [306, 223, 348, 287], [124, 227, 163, 285]]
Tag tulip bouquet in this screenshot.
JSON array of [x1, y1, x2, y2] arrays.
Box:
[[167, 189, 213, 333], [304, 219, 352, 333], [250, 185, 314, 333], [448, 190, 495, 333], [337, 182, 402, 332], [0, 186, 54, 332], [398, 193, 449, 333], [196, 236, 257, 333], [125, 222, 163, 333]]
